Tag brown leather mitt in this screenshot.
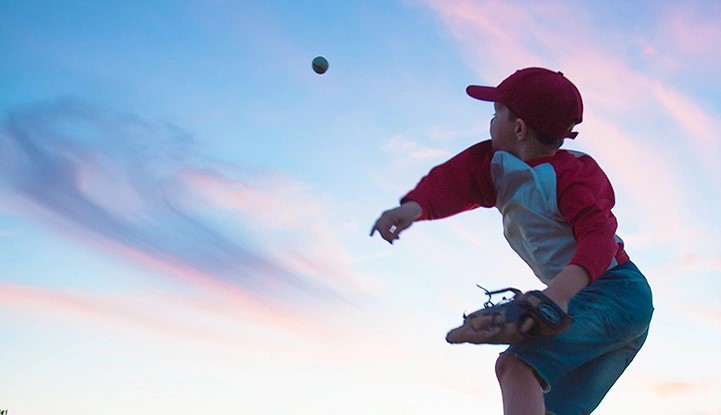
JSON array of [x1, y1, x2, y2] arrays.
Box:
[[446, 288, 573, 345]]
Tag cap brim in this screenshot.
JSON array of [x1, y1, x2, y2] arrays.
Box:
[[466, 85, 498, 102]]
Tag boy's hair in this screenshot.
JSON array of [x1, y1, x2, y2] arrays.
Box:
[[467, 67, 583, 142]]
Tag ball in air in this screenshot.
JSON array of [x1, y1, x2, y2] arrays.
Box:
[[312, 56, 329, 74]]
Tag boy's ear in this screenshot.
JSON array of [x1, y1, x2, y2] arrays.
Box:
[[514, 117, 528, 140]]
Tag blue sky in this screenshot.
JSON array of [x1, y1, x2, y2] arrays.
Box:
[[2, 1, 720, 414]]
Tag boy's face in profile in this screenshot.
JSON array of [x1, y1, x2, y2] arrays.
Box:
[[490, 102, 518, 154]]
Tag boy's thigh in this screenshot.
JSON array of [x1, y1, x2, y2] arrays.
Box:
[[543, 328, 649, 415]]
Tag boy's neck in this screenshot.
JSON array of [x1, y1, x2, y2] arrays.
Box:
[[517, 143, 558, 162]]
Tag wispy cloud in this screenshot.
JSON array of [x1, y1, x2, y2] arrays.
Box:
[[381, 134, 449, 161], [660, 5, 721, 65], [423, 0, 591, 79], [0, 282, 238, 345], [0, 280, 369, 353], [179, 167, 375, 295], [650, 81, 721, 179], [649, 379, 713, 397], [0, 99, 365, 311]]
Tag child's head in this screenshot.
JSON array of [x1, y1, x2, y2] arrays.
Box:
[[466, 68, 583, 149]]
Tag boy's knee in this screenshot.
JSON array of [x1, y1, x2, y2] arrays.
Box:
[[495, 353, 546, 389], [495, 353, 525, 381]]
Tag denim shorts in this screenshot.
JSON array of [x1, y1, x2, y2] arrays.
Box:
[[505, 261, 654, 415]]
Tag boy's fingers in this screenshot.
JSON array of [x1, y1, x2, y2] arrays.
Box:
[[475, 325, 501, 342], [466, 312, 494, 329], [520, 317, 535, 333], [369, 222, 380, 237], [447, 322, 500, 344], [369, 217, 388, 238]]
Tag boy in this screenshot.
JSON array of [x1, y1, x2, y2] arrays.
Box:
[[370, 68, 653, 415]]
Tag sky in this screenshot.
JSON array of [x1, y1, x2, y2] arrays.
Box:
[[1, 1, 720, 414]]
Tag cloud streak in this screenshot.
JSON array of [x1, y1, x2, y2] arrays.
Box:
[[0, 280, 362, 357], [0, 99, 362, 310]]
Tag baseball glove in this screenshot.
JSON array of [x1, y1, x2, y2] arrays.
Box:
[[446, 287, 573, 345]]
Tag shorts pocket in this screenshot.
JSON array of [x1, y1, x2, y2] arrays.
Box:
[[601, 278, 653, 340]]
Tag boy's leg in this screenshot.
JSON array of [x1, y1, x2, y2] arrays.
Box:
[[544, 328, 649, 415], [496, 353, 545, 415], [500, 262, 653, 414]]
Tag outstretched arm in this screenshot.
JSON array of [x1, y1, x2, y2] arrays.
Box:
[[370, 201, 423, 244], [370, 140, 496, 245]]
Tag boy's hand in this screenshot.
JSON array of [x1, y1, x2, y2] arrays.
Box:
[[370, 201, 423, 244], [446, 289, 573, 345], [542, 264, 592, 313]]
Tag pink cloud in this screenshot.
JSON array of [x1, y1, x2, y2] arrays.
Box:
[[0, 282, 230, 343], [0, 280, 351, 355], [650, 82, 721, 179], [0, 279, 435, 369], [422, 0, 599, 79], [423, 0, 539, 77], [650, 379, 711, 397], [0, 101, 400, 363], [179, 167, 377, 296], [666, 7, 721, 57], [0, 100, 375, 308], [381, 135, 449, 161]]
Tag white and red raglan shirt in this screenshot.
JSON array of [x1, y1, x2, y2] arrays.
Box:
[[401, 140, 629, 285]]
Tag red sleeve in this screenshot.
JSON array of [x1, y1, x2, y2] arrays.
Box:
[[553, 153, 627, 281], [400, 140, 497, 220]]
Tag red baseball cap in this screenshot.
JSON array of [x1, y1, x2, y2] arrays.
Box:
[[467, 67, 583, 140]]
